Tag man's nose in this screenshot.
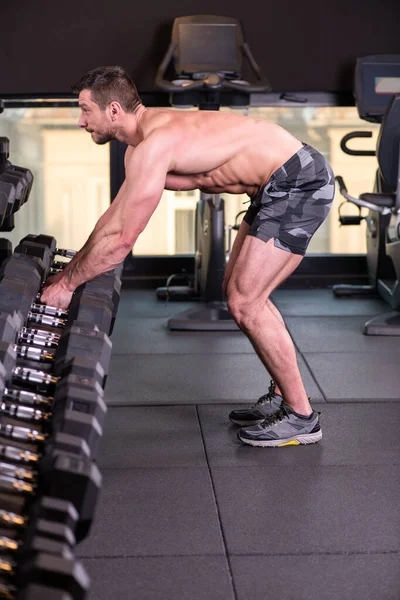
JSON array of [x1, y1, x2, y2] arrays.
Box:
[[78, 114, 87, 128]]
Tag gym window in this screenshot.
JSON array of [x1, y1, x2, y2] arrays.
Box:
[[136, 105, 380, 256], [0, 103, 110, 251], [1, 101, 380, 258]]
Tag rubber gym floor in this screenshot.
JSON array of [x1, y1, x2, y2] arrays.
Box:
[[77, 287, 400, 600]]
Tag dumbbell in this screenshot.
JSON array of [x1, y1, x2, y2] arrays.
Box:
[[9, 320, 109, 367], [0, 168, 28, 216], [19, 235, 76, 260], [0, 376, 104, 459], [0, 582, 77, 600], [0, 321, 112, 386], [70, 276, 121, 335], [13, 553, 89, 599], [0, 315, 61, 351], [0, 501, 89, 599], [0, 553, 89, 599], [0, 496, 78, 536], [0, 430, 101, 540], [4, 165, 33, 210], [0, 384, 104, 460], [17, 328, 59, 350], [13, 238, 120, 336], [0, 406, 102, 461], [0, 180, 16, 227], [9, 581, 84, 599], [2, 373, 106, 425]]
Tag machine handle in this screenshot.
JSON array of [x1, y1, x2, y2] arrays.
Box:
[[155, 41, 271, 94], [340, 131, 375, 156], [335, 176, 391, 215]]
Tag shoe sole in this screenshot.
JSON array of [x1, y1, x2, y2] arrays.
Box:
[[237, 430, 322, 447]]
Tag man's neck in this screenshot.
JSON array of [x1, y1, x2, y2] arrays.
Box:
[[115, 104, 147, 146]]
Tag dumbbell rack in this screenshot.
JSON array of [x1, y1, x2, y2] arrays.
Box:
[[0, 234, 122, 599], [0, 137, 34, 235]]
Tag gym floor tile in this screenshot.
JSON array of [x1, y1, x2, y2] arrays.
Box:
[[271, 289, 388, 317], [285, 315, 400, 353], [197, 402, 400, 467], [111, 317, 252, 354], [230, 554, 400, 600], [211, 465, 400, 555], [303, 351, 400, 401], [97, 406, 207, 469], [76, 468, 224, 558], [83, 555, 235, 600], [117, 289, 196, 319], [105, 353, 322, 405]]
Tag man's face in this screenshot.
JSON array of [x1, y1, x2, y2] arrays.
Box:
[[78, 90, 114, 145]]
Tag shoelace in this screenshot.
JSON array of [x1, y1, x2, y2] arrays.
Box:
[[261, 405, 289, 427], [254, 380, 276, 407]]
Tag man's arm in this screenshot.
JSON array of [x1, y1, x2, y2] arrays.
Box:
[[41, 130, 175, 307]]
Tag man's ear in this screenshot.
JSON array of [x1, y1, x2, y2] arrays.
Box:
[[109, 102, 122, 121]]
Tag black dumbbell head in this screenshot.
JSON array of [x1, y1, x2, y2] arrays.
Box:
[[18, 583, 75, 600], [0, 311, 21, 344], [20, 234, 57, 254], [18, 553, 90, 600], [39, 453, 101, 542]]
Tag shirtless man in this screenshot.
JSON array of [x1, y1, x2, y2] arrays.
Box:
[[41, 66, 335, 447]]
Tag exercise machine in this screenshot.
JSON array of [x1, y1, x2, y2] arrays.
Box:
[[155, 15, 270, 330], [333, 55, 400, 335]]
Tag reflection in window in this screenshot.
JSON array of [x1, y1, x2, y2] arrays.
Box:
[[0, 106, 110, 251], [1, 103, 380, 257]]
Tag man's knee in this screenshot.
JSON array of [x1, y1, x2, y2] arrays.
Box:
[[227, 288, 265, 331]]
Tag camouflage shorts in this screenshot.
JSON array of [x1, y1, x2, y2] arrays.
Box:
[[243, 143, 335, 256]]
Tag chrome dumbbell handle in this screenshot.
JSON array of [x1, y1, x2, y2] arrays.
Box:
[[0, 509, 25, 528], [14, 344, 56, 363], [27, 312, 67, 329], [0, 423, 47, 443], [56, 247, 76, 258], [30, 303, 68, 319], [13, 366, 59, 387], [17, 332, 59, 349], [52, 260, 68, 270], [0, 444, 40, 464], [0, 475, 35, 496], [3, 388, 53, 409], [0, 401, 50, 423], [0, 536, 20, 552], [0, 461, 36, 482], [20, 326, 61, 341], [0, 558, 16, 578]]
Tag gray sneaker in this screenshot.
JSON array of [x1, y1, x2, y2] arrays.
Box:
[[228, 380, 283, 426], [237, 404, 322, 447]]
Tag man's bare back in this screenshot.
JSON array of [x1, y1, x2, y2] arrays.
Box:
[[127, 107, 303, 198]]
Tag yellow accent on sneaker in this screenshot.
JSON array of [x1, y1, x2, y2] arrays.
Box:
[[278, 440, 300, 447]]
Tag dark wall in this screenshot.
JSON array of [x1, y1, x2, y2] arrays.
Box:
[[1, 0, 399, 95]]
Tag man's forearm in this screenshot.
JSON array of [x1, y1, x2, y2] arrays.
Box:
[[60, 229, 133, 290]]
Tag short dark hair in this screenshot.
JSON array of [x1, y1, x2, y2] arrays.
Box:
[[72, 66, 141, 112]]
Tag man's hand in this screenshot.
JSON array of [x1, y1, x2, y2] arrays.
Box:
[[40, 275, 74, 309]]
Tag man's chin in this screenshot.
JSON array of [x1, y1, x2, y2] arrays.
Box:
[[91, 132, 113, 145]]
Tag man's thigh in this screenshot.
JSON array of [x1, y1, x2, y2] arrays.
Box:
[[227, 236, 303, 303]]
